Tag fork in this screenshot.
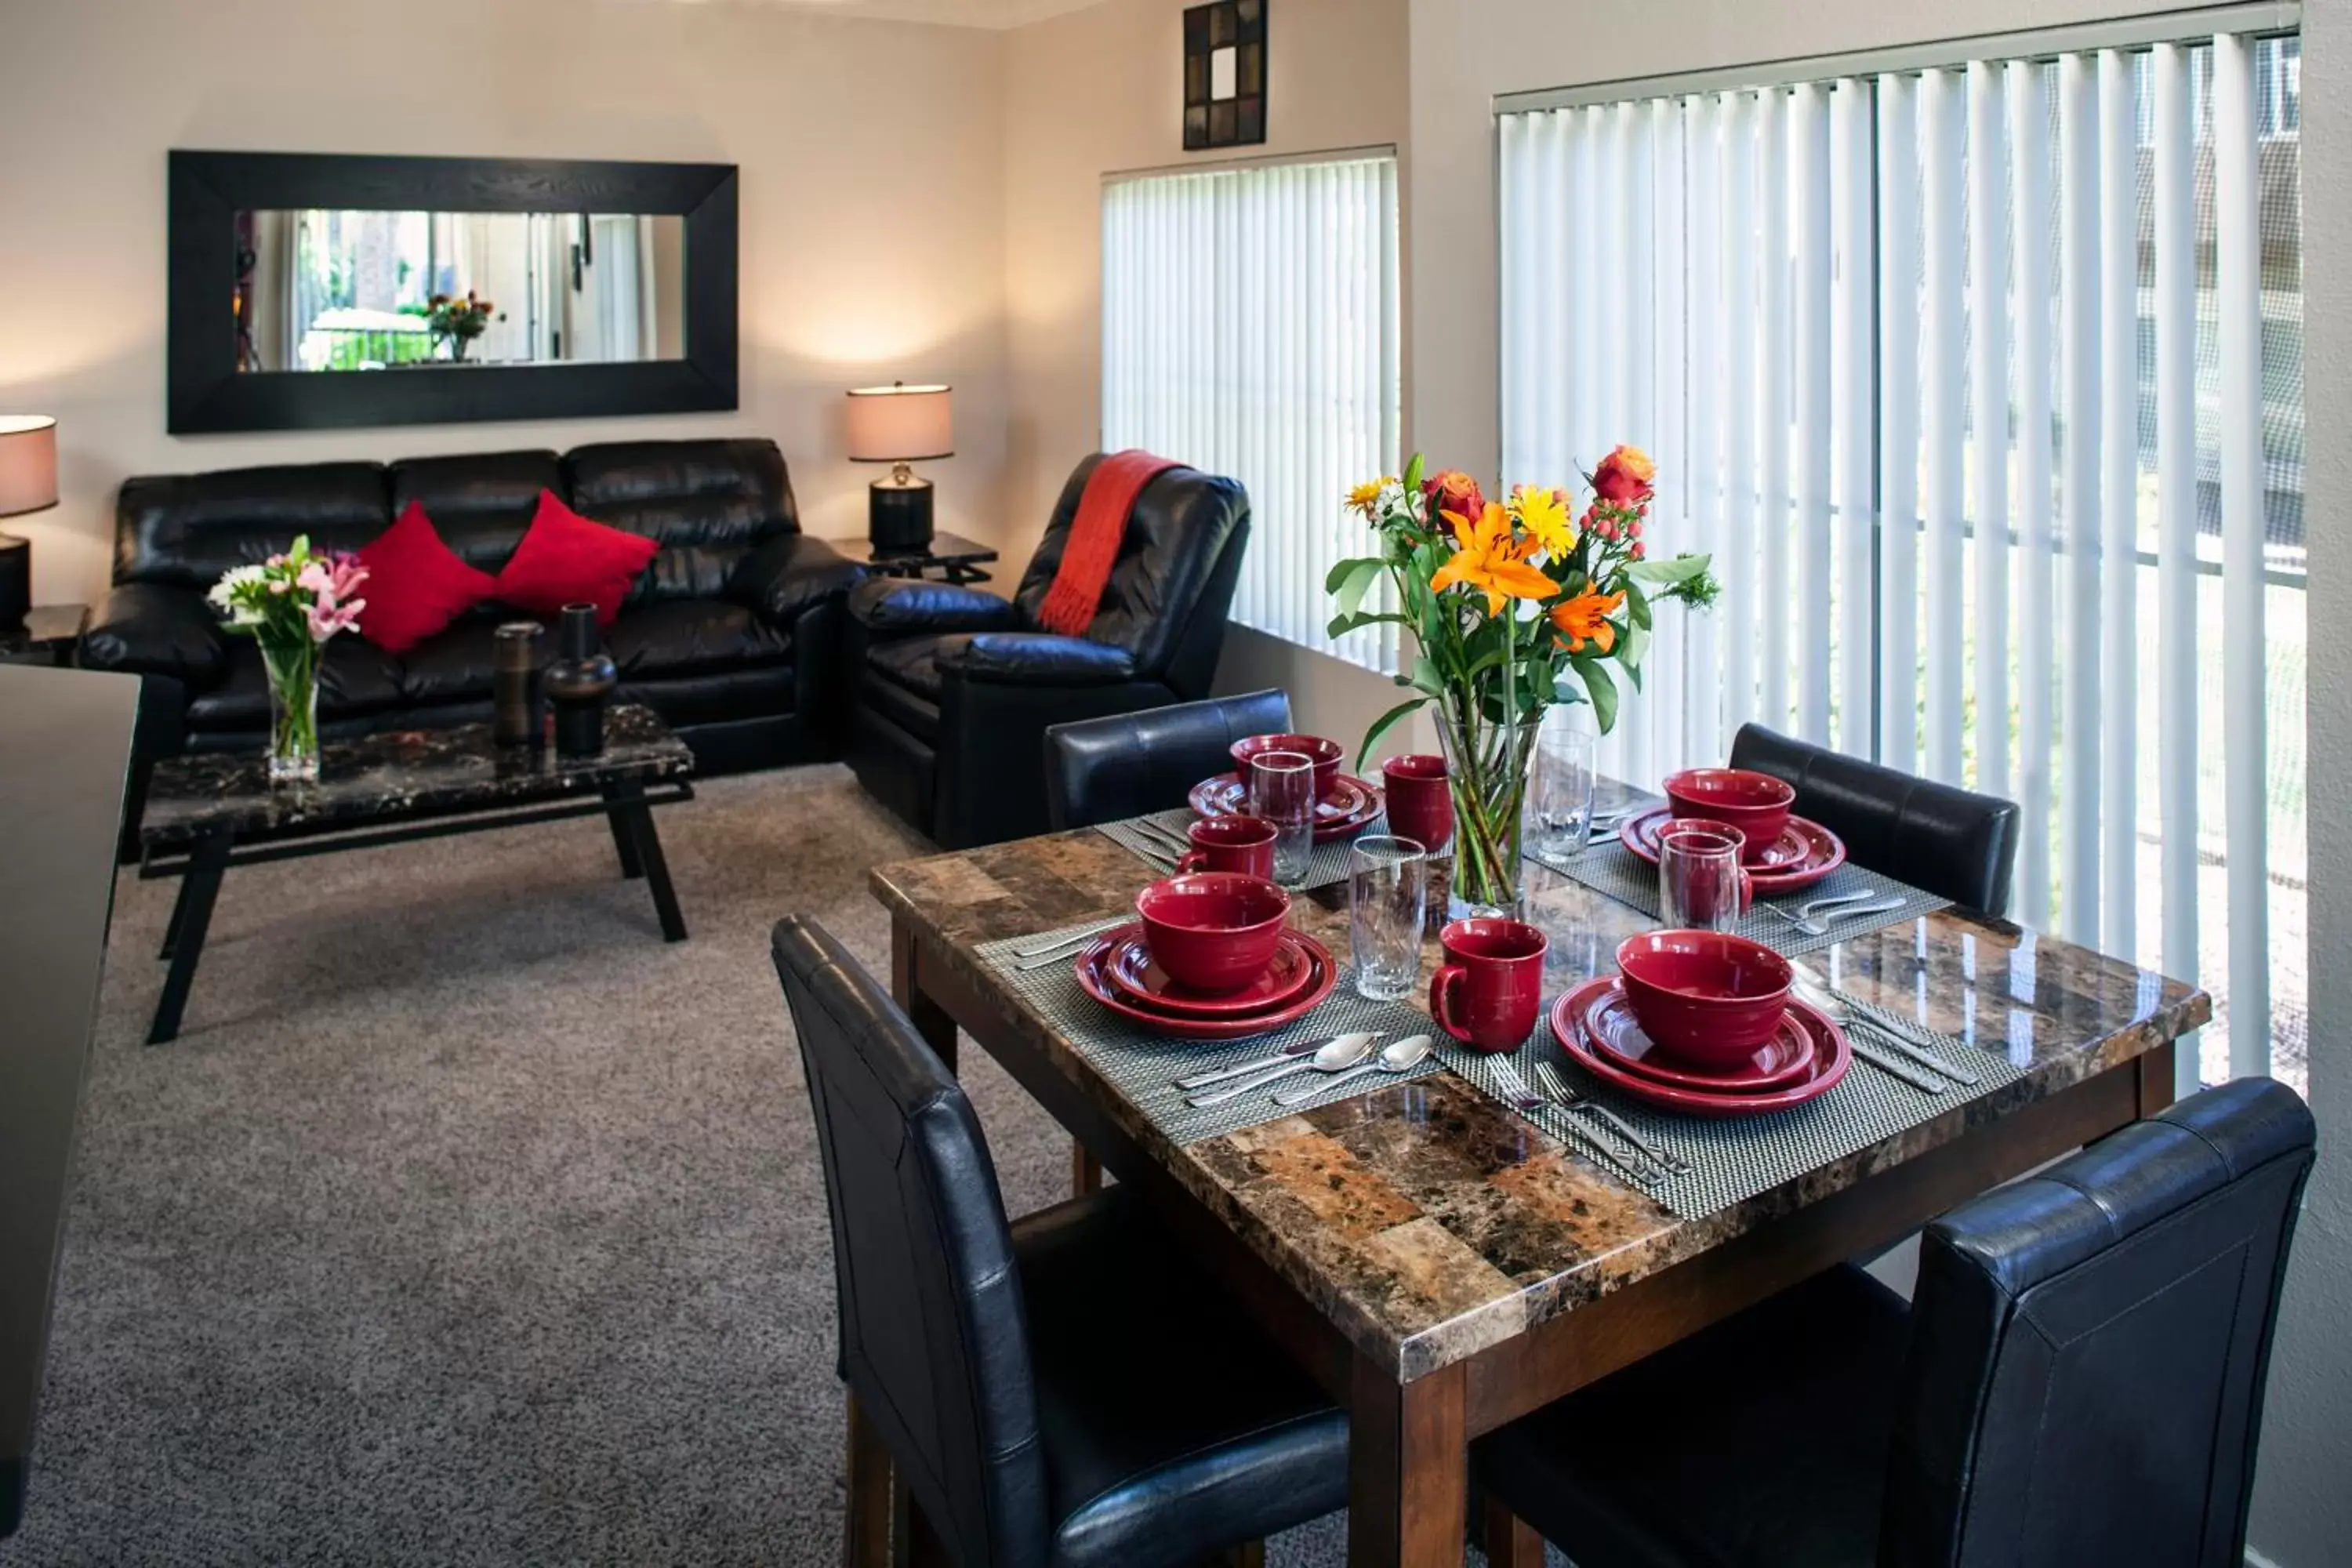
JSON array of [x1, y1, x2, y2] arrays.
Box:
[[1779, 894, 1907, 938], [1491, 1055, 1675, 1179], [1009, 916, 1130, 962], [1530, 1060, 1693, 1175], [1131, 818, 1195, 855]]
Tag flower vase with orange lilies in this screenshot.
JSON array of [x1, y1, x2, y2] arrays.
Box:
[[1332, 448, 1717, 914]]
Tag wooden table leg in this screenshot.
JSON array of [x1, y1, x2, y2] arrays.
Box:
[[1348, 1353, 1468, 1568], [1479, 1493, 1544, 1568], [149, 826, 231, 1044], [844, 1390, 893, 1568], [891, 919, 956, 1073], [2138, 1036, 2179, 1117], [1072, 1143, 1102, 1196]]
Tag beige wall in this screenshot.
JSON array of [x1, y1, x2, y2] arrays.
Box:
[[1000, 0, 1419, 752], [0, 0, 1010, 604]]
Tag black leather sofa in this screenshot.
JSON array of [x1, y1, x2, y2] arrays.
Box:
[[846, 454, 1250, 849], [82, 438, 862, 790]]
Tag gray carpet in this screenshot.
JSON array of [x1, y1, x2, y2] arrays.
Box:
[[3, 766, 1457, 1566]]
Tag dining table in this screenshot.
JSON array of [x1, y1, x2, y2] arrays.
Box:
[[866, 793, 2209, 1568]]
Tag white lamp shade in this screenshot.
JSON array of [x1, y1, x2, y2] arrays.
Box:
[[845, 384, 953, 463], [0, 416, 57, 517]]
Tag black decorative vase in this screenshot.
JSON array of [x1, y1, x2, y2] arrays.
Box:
[[492, 621, 544, 748], [543, 604, 615, 757]]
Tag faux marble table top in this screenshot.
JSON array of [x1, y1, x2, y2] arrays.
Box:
[[873, 822, 2210, 1382], [141, 705, 691, 848]]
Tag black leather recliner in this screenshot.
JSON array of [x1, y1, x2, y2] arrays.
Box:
[[1473, 1076, 2317, 1568], [768, 914, 1349, 1568], [1043, 690, 1291, 831], [1728, 722, 2023, 914], [81, 438, 862, 786], [847, 454, 1250, 848]]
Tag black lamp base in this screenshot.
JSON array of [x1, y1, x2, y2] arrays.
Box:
[[869, 478, 935, 554], [0, 533, 27, 633]]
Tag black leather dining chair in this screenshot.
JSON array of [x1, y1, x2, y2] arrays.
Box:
[[770, 914, 1349, 1568], [1472, 1076, 2316, 1568], [1728, 723, 2023, 914], [1044, 689, 1293, 831]]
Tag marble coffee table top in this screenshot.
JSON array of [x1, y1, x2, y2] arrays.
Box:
[[873, 820, 2210, 1381], [141, 704, 691, 848]]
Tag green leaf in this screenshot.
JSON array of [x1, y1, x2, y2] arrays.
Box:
[[1326, 609, 1414, 639], [1323, 557, 1387, 622], [1355, 698, 1430, 771], [1570, 655, 1620, 733], [1617, 619, 1650, 681], [1406, 655, 1448, 699], [1627, 552, 1712, 587], [1624, 578, 1653, 630], [1402, 452, 1426, 494], [1549, 680, 1590, 706]]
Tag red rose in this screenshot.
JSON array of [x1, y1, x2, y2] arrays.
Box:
[[1591, 444, 1657, 506], [1424, 469, 1485, 521]]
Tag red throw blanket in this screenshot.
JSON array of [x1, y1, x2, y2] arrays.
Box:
[[1035, 450, 1180, 637]]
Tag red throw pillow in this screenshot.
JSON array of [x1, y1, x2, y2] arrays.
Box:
[[493, 489, 659, 626], [355, 500, 498, 654]]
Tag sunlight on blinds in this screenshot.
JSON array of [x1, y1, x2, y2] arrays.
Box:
[[1101, 156, 1402, 670]]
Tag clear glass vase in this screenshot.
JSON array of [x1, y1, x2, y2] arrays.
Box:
[[260, 640, 321, 785], [1434, 694, 1538, 919]]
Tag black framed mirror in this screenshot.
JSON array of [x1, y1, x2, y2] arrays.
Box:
[[168, 151, 738, 434]]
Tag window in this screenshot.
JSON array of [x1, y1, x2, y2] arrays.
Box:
[[1497, 12, 2306, 1094], [1102, 153, 1403, 668]]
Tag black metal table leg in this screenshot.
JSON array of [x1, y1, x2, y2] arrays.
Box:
[[612, 783, 686, 942], [159, 870, 194, 959], [150, 826, 232, 1044], [601, 782, 645, 879]]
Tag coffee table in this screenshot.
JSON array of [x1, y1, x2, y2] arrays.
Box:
[[136, 705, 694, 1044]]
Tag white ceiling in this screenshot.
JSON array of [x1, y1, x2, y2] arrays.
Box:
[[646, 0, 1106, 28]]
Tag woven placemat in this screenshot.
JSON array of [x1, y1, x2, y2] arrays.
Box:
[[1097, 807, 1396, 892], [1527, 829, 1952, 959], [1436, 1004, 2031, 1220], [975, 918, 1440, 1145]]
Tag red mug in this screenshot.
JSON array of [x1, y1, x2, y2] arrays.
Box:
[[1428, 917, 1549, 1053], [1176, 814, 1279, 879], [1381, 753, 1453, 853]]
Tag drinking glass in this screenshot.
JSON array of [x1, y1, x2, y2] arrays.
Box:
[[1527, 717, 1598, 857], [1248, 750, 1317, 884], [1349, 836, 1428, 1000], [1659, 827, 1747, 931]]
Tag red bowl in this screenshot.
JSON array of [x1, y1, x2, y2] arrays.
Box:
[[1614, 929, 1794, 1064], [1663, 768, 1795, 860], [1232, 733, 1344, 798], [1135, 873, 1291, 993]]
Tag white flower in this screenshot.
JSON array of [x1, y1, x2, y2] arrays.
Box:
[[1376, 479, 1407, 517]]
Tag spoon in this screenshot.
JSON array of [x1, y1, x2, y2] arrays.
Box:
[[1186, 1033, 1377, 1108], [1274, 1034, 1434, 1106]]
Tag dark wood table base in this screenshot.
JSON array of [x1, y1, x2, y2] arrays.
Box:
[[140, 779, 691, 1044]]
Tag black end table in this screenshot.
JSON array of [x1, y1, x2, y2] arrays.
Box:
[[136, 705, 695, 1044], [0, 604, 89, 668], [830, 531, 1000, 586]]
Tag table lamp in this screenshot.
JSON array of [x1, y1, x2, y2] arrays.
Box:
[[845, 383, 952, 552], [0, 417, 58, 632]]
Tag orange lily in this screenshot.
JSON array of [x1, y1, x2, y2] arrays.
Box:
[[1431, 503, 1558, 615], [1549, 587, 1624, 654]]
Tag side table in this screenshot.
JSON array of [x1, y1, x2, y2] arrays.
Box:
[[0, 604, 89, 668], [829, 531, 1000, 586]]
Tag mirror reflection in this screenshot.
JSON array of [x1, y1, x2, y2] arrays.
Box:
[[232, 209, 687, 372]]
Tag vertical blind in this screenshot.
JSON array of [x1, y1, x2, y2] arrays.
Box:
[[1498, 17, 2306, 1091], [1101, 154, 1403, 669]]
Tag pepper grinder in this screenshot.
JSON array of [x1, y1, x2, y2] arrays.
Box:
[[543, 603, 617, 757], [492, 622, 544, 747]]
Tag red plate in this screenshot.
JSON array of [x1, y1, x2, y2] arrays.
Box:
[[1552, 980, 1816, 1093], [1618, 807, 1849, 895], [1103, 924, 1319, 1017], [1075, 928, 1339, 1040], [1550, 975, 1849, 1117], [1189, 772, 1386, 841]]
